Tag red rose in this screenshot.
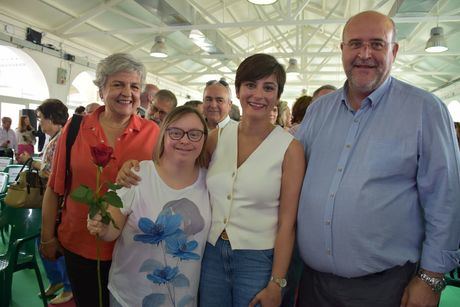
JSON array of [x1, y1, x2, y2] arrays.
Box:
[[90, 143, 114, 167]]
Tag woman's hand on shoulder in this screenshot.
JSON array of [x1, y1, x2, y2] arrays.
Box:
[[116, 159, 141, 187]]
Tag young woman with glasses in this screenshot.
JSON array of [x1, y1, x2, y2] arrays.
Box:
[[87, 106, 211, 307]]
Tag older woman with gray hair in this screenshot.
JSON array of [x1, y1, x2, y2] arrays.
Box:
[[40, 53, 160, 306]]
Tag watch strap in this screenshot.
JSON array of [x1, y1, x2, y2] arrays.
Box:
[[417, 271, 446, 293]]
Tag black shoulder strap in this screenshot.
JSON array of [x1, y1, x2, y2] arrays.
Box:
[[64, 115, 83, 193]]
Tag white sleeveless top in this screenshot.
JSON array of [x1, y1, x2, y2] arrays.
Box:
[[207, 123, 293, 250], [109, 161, 211, 307]]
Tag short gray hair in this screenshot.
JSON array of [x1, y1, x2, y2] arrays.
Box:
[[93, 53, 146, 89]]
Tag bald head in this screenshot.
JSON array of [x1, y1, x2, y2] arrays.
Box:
[[343, 11, 397, 43], [140, 84, 160, 109], [340, 11, 399, 101]]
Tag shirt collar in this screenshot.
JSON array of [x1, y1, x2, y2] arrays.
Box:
[[341, 76, 393, 109], [83, 105, 142, 132], [218, 115, 231, 128]]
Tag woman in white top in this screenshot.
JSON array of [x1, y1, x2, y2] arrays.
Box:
[[87, 106, 211, 307], [200, 54, 305, 307]]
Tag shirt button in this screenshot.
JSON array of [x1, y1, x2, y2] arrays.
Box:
[[354, 119, 359, 123], [232, 172, 236, 177], [338, 168, 343, 172], [224, 218, 227, 224], [330, 193, 334, 198], [101, 139, 105, 143], [326, 249, 331, 255], [227, 194, 231, 200], [129, 128, 133, 132], [345, 144, 351, 148], [117, 138, 121, 141], [325, 220, 331, 225]]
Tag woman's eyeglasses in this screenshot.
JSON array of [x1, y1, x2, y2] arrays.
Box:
[[166, 127, 205, 142]]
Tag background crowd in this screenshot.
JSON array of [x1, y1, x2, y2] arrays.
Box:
[[1, 9, 459, 307]]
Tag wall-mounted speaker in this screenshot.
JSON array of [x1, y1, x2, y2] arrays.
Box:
[[26, 27, 42, 45]]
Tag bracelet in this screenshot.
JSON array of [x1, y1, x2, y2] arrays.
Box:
[[40, 237, 56, 245]]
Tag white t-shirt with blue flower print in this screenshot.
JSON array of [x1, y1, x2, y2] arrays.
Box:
[[108, 161, 211, 307]]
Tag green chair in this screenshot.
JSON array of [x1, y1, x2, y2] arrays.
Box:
[[0, 157, 12, 172], [0, 207, 47, 307], [0, 172, 9, 243], [3, 164, 26, 186]]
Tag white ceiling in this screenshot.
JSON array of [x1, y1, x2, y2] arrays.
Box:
[[0, 0, 459, 103]]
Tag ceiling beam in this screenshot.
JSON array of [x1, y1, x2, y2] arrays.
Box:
[[63, 14, 460, 38]]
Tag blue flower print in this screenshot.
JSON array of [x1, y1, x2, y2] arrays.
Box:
[[166, 234, 200, 261], [134, 214, 183, 245], [147, 265, 179, 284]]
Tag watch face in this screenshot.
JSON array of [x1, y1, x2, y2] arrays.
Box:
[[279, 278, 287, 288], [434, 279, 447, 292]]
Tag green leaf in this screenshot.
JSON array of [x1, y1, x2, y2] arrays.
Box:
[[88, 205, 100, 219], [107, 182, 123, 190], [101, 214, 111, 225], [103, 191, 123, 208], [70, 185, 91, 204]]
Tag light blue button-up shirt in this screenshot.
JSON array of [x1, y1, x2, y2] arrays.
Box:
[[296, 76, 460, 278]]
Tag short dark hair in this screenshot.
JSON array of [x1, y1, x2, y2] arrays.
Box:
[[291, 95, 313, 124], [75, 106, 86, 115], [36, 99, 69, 126], [154, 89, 177, 108], [235, 54, 286, 99], [312, 84, 337, 99]]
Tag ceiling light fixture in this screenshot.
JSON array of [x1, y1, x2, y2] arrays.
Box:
[[150, 36, 168, 58], [425, 26, 448, 53], [247, 0, 278, 4], [286, 58, 299, 74]]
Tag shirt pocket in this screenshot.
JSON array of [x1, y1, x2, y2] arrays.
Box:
[[364, 140, 416, 177]]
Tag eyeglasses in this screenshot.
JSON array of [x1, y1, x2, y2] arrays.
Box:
[[206, 79, 229, 87], [343, 39, 393, 51], [166, 127, 205, 142]]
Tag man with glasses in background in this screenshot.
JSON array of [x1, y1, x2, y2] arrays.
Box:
[[203, 79, 235, 130], [148, 89, 177, 125], [296, 10, 460, 307]]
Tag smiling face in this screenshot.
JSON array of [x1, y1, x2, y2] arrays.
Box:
[[99, 70, 141, 120], [341, 12, 398, 98], [162, 113, 206, 165], [237, 74, 279, 121], [203, 84, 232, 128]]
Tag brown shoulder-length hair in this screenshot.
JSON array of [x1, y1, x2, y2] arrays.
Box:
[[291, 95, 313, 124], [18, 115, 33, 132], [154, 106, 208, 167]]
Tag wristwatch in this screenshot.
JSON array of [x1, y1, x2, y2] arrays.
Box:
[[270, 275, 287, 288], [417, 270, 447, 293]]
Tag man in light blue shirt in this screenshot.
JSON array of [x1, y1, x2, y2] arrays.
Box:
[[296, 11, 460, 307]]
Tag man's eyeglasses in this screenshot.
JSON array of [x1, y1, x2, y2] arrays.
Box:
[[166, 127, 205, 142], [206, 79, 229, 87], [343, 40, 393, 51]]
